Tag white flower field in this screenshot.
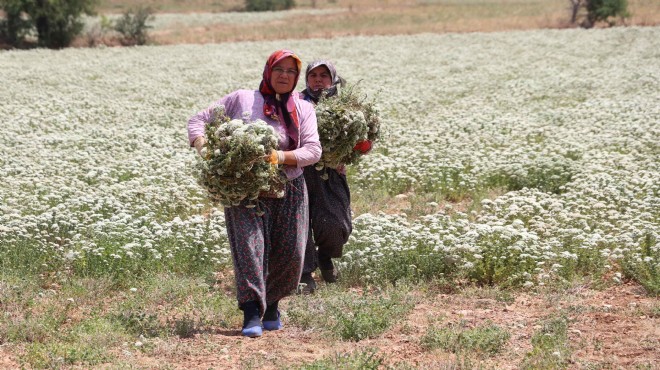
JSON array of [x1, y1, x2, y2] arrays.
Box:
[[1, 26, 658, 293]]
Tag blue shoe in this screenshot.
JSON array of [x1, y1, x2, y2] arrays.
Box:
[[241, 300, 263, 337], [241, 324, 263, 337], [262, 311, 283, 331]]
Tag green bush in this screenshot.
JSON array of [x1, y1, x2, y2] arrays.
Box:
[[583, 0, 629, 28], [114, 6, 155, 46], [0, 0, 31, 46], [244, 0, 295, 12], [0, 0, 97, 48]]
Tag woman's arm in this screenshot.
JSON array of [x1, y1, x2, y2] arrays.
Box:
[[188, 105, 213, 148], [288, 101, 321, 167], [188, 92, 243, 150]]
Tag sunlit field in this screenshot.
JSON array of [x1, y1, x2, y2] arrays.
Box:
[[86, 0, 660, 45], [1, 26, 658, 367]]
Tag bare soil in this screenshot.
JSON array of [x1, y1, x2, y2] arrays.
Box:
[[2, 282, 648, 369]]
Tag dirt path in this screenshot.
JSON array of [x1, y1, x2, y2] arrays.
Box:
[[97, 283, 657, 369]]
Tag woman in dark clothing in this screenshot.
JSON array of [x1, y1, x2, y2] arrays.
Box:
[[298, 60, 372, 293]]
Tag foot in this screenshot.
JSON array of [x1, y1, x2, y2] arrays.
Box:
[[318, 255, 339, 283], [298, 272, 317, 294], [320, 267, 339, 283], [262, 311, 283, 331], [263, 301, 283, 331], [241, 301, 262, 338], [241, 325, 263, 337]]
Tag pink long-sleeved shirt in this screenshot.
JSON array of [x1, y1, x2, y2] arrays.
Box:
[[188, 89, 321, 180]]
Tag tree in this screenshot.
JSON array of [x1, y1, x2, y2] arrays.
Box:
[[0, 0, 97, 48], [244, 0, 295, 12], [568, 0, 630, 28], [0, 0, 30, 46], [584, 0, 629, 28], [569, 0, 586, 24]]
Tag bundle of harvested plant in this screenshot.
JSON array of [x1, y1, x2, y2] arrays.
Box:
[[196, 105, 286, 208], [314, 84, 380, 170]]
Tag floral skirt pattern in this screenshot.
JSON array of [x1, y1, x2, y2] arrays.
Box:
[[302, 166, 352, 274], [224, 175, 308, 314]]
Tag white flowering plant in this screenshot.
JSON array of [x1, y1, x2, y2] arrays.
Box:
[[196, 105, 286, 208], [314, 83, 381, 171], [1, 27, 658, 295]]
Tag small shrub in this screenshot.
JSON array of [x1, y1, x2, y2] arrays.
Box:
[[25, 341, 111, 368], [84, 15, 113, 47], [570, 0, 630, 28], [114, 310, 162, 337], [244, 0, 295, 12], [521, 315, 571, 369], [295, 349, 383, 369], [287, 285, 414, 341], [172, 315, 197, 338], [421, 321, 511, 356], [114, 6, 155, 46]]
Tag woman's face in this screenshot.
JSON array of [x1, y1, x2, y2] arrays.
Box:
[[307, 66, 332, 92], [270, 57, 298, 94]]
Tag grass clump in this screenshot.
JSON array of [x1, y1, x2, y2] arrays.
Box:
[[287, 284, 414, 341], [293, 348, 383, 370], [521, 314, 571, 369], [421, 320, 511, 356]]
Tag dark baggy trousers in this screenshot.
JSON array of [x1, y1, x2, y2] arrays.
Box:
[[224, 175, 308, 314], [302, 166, 352, 274]]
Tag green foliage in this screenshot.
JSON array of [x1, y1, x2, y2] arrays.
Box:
[[339, 218, 459, 287], [27, 0, 97, 48], [25, 317, 121, 367], [114, 310, 162, 337], [287, 285, 414, 341], [171, 315, 198, 338], [244, 0, 295, 12], [0, 0, 97, 48], [583, 0, 630, 28], [421, 321, 511, 356], [521, 315, 571, 369], [113, 6, 154, 46], [621, 233, 659, 296], [0, 0, 31, 46], [295, 349, 383, 369], [486, 157, 576, 195], [25, 340, 112, 368]]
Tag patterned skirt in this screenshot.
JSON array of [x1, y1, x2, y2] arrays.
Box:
[[224, 175, 308, 313]]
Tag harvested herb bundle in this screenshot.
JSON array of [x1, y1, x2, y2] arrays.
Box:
[[196, 105, 286, 208], [314, 84, 381, 170]]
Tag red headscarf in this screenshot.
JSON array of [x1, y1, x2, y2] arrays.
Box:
[[259, 50, 303, 133]]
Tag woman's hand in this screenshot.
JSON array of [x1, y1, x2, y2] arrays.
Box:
[[193, 137, 207, 157], [266, 149, 285, 164]]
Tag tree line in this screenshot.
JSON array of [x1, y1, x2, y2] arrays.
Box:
[[0, 0, 628, 49]]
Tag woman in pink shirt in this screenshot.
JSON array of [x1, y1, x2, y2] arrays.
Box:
[[188, 50, 321, 337]]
